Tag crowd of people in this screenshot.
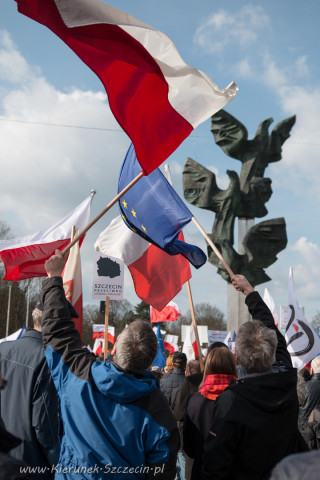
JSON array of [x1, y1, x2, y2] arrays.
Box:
[[0, 250, 319, 479]]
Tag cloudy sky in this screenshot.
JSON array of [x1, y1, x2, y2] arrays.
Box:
[[1, 0, 320, 325]]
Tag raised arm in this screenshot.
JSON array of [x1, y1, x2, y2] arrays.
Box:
[[231, 274, 292, 368], [41, 250, 96, 385]]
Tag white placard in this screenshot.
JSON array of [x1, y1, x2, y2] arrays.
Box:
[[92, 251, 124, 300], [181, 325, 208, 344]]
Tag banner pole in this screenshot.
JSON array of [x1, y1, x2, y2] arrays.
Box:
[[186, 280, 204, 371]]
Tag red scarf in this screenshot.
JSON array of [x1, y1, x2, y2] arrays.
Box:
[[199, 374, 237, 400]]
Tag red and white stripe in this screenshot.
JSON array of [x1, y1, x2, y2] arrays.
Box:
[[16, 0, 238, 174], [0, 195, 92, 281]]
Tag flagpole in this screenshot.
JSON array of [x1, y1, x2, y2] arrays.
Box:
[[186, 280, 204, 372], [191, 217, 234, 278], [61, 172, 144, 257], [104, 296, 110, 361], [6, 284, 12, 337]]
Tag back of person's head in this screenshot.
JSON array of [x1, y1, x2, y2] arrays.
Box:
[[115, 320, 157, 374], [207, 341, 228, 355], [311, 356, 320, 374], [236, 320, 277, 373], [201, 347, 236, 383], [31, 307, 42, 330], [186, 359, 201, 376], [172, 351, 187, 370]]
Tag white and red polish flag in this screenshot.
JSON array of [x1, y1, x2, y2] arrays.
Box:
[[0, 195, 92, 281], [164, 334, 179, 355], [92, 324, 115, 356], [63, 236, 83, 338], [183, 323, 199, 361], [15, 0, 238, 174], [94, 216, 191, 312], [150, 301, 182, 323]]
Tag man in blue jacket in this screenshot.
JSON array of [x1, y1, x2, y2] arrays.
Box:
[[41, 250, 179, 480]]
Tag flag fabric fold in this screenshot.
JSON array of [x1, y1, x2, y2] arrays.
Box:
[[285, 267, 320, 370], [150, 301, 182, 323], [63, 236, 83, 338], [94, 216, 191, 311], [16, 0, 238, 174], [118, 143, 206, 269], [152, 324, 167, 369], [0, 195, 92, 281]]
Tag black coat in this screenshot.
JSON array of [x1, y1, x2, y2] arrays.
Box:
[[0, 330, 59, 479], [160, 369, 186, 407], [201, 291, 308, 480]]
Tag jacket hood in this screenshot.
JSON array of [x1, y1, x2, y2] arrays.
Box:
[[230, 368, 298, 413], [91, 361, 157, 403]]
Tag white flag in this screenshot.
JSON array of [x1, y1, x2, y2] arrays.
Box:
[[285, 267, 320, 370], [263, 288, 279, 327]]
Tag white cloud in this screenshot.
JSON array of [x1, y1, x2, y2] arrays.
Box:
[[193, 5, 270, 54]]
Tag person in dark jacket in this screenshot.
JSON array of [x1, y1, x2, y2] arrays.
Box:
[[201, 274, 308, 480], [298, 356, 320, 448], [41, 250, 179, 480], [183, 347, 237, 480], [0, 303, 60, 479], [160, 352, 187, 407]]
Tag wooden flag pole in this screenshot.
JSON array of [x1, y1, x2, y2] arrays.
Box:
[[186, 280, 204, 372], [104, 296, 110, 361], [191, 217, 234, 278], [61, 171, 145, 257]]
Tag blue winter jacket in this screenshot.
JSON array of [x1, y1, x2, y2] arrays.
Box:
[[41, 276, 179, 480]]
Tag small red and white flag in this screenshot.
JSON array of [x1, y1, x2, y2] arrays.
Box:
[[92, 324, 115, 356], [183, 323, 199, 361], [163, 334, 179, 354], [0, 195, 92, 281], [150, 301, 182, 323], [63, 236, 83, 338], [16, 0, 238, 174]]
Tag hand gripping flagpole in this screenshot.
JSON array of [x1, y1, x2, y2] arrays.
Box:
[[61, 173, 144, 257]]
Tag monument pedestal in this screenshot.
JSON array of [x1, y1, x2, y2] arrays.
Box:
[[227, 218, 254, 332]]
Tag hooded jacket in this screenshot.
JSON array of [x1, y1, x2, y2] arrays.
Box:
[[41, 276, 179, 480], [201, 291, 308, 480]]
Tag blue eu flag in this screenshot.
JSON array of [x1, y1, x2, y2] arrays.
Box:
[[153, 324, 167, 369], [118, 143, 206, 269]]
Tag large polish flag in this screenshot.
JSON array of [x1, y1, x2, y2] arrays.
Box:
[[94, 216, 191, 311], [0, 195, 92, 281], [63, 237, 83, 338], [15, 0, 238, 174], [150, 302, 182, 323]]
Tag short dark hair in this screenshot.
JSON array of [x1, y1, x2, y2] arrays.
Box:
[[207, 341, 229, 355], [173, 352, 187, 369]]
